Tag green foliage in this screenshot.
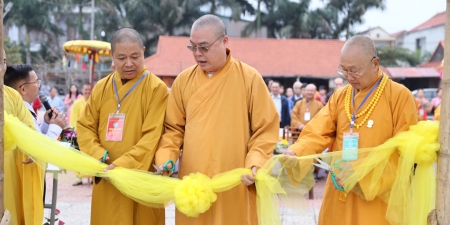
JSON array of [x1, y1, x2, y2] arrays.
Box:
[[4, 37, 23, 65], [377, 46, 431, 67], [4, 0, 386, 62], [243, 0, 385, 39]]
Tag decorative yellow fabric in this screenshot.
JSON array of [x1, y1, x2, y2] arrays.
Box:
[[4, 86, 45, 225], [4, 110, 439, 225]]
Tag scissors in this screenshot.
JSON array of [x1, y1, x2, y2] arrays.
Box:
[[313, 158, 345, 191], [152, 160, 175, 175]]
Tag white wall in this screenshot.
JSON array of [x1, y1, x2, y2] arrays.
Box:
[[402, 25, 445, 54], [365, 27, 393, 40]]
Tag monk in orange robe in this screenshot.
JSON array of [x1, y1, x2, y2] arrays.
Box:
[[284, 35, 418, 225], [155, 14, 279, 225], [291, 84, 323, 131], [77, 28, 166, 225], [2, 50, 45, 225], [434, 104, 441, 120]]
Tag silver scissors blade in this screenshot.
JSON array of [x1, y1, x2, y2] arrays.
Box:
[[152, 164, 163, 175], [313, 157, 332, 171]]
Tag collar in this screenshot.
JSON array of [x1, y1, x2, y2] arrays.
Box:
[[272, 94, 281, 99], [24, 101, 35, 113]]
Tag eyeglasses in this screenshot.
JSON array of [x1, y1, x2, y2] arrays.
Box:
[[19, 79, 41, 88], [187, 35, 224, 53], [337, 56, 376, 78]]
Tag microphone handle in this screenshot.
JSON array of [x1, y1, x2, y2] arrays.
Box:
[[42, 102, 53, 118]]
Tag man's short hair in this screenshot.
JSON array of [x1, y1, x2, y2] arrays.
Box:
[[4, 64, 34, 88], [301, 83, 307, 89], [271, 80, 281, 87], [110, 27, 144, 53], [318, 85, 327, 91]]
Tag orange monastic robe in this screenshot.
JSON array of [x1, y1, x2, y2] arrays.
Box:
[[289, 69, 418, 225], [290, 98, 323, 128], [77, 69, 167, 225], [4, 86, 44, 225], [156, 49, 279, 225], [434, 104, 441, 120]]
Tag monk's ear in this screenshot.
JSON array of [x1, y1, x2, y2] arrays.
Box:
[[222, 35, 228, 45], [372, 57, 380, 71]]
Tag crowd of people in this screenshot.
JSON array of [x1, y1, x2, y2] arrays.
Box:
[[2, 14, 441, 225], [416, 88, 442, 121], [267, 77, 345, 130]]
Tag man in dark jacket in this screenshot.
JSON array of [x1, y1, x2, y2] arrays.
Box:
[[271, 81, 290, 127]]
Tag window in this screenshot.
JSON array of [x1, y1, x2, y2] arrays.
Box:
[[376, 33, 380, 38], [416, 37, 426, 51]]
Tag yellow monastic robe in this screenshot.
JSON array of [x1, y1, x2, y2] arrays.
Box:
[[77, 69, 167, 225], [290, 98, 323, 127], [70, 97, 87, 129], [289, 69, 418, 225], [434, 104, 441, 120], [155, 49, 279, 225], [4, 86, 44, 225]]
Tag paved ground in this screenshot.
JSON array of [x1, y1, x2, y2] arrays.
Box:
[[43, 171, 326, 225]]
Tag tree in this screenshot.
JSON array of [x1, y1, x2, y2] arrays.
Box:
[[307, 5, 340, 39], [242, 0, 311, 38], [204, 0, 254, 20], [6, 0, 62, 65], [377, 46, 430, 67], [327, 0, 386, 39], [4, 37, 22, 65]]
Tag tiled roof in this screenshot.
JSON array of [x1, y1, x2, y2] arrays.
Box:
[[391, 30, 406, 38], [145, 36, 345, 78], [385, 67, 440, 78], [419, 61, 442, 70], [409, 11, 446, 33]]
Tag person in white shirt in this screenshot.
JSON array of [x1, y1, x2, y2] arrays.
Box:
[[271, 81, 290, 128], [4, 64, 66, 138], [288, 81, 303, 114], [48, 87, 65, 113]]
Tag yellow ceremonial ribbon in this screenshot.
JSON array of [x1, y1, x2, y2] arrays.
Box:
[[3, 112, 439, 225]]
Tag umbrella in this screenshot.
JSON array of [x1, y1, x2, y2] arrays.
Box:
[[62, 40, 112, 86]]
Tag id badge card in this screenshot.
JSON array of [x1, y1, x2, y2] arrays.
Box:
[[304, 112, 311, 121], [106, 113, 126, 142], [342, 132, 359, 161]]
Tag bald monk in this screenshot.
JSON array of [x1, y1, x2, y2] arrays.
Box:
[[155, 14, 279, 225], [326, 77, 344, 103], [2, 50, 45, 225], [284, 35, 418, 225], [291, 84, 323, 131], [77, 28, 167, 225]]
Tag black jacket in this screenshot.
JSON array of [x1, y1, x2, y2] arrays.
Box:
[[280, 96, 290, 128]]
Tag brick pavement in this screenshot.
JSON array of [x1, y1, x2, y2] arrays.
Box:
[[43, 171, 326, 225]]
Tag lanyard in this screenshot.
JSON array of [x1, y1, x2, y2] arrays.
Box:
[[113, 71, 148, 113], [350, 75, 383, 131]]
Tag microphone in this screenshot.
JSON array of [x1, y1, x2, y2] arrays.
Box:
[[39, 95, 53, 118]]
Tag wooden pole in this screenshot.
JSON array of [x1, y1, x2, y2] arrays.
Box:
[[0, 0, 5, 221], [435, 1, 450, 225]]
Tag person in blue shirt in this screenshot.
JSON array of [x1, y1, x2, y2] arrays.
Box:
[[47, 87, 65, 112]]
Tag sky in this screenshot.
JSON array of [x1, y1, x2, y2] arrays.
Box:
[[309, 0, 446, 34]]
